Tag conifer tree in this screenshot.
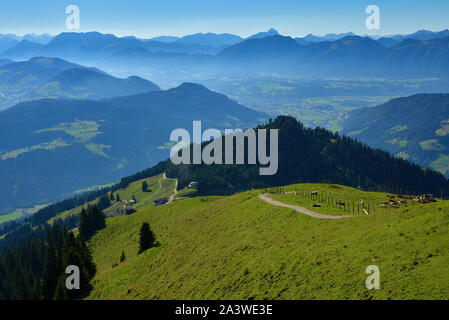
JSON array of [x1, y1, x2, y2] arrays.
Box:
[[53, 276, 68, 300], [97, 194, 111, 210], [138, 222, 154, 253], [79, 206, 105, 240], [79, 208, 89, 240], [41, 243, 61, 299]]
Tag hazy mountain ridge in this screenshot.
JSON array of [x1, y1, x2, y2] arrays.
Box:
[[0, 57, 160, 110], [0, 40, 45, 60], [341, 94, 449, 177], [2, 29, 449, 77], [33, 68, 160, 100]]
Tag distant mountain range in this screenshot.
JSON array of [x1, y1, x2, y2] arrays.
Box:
[[0, 83, 266, 213], [174, 32, 244, 47], [342, 94, 449, 178], [2, 28, 448, 55], [216, 34, 449, 77], [2, 29, 449, 78], [0, 57, 160, 110], [0, 33, 53, 45], [0, 32, 222, 62], [145, 28, 449, 45], [388, 29, 449, 42], [148, 28, 277, 45], [247, 27, 280, 39], [1, 40, 45, 60]]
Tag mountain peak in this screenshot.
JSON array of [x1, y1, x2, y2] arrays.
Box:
[[176, 82, 209, 92], [28, 56, 65, 64], [247, 28, 280, 39]]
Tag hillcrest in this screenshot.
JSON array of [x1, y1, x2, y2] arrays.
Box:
[[170, 121, 278, 176]]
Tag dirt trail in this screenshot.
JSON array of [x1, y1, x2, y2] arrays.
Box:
[[164, 173, 178, 203], [134, 174, 172, 208], [258, 193, 351, 219]]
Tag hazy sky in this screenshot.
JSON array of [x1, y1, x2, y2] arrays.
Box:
[[0, 0, 448, 38]]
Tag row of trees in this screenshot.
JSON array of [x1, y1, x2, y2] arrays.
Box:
[[109, 192, 121, 202]]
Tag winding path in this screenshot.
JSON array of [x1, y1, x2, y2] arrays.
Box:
[[258, 193, 351, 219], [164, 173, 178, 203], [134, 174, 176, 208]]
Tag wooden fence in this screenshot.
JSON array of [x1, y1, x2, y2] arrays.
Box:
[[264, 188, 377, 215]]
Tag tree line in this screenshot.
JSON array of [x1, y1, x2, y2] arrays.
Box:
[[164, 116, 449, 197]]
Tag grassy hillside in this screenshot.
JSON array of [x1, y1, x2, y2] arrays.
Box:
[[0, 211, 22, 224], [267, 183, 428, 216], [0, 204, 48, 225], [48, 173, 178, 224], [86, 182, 449, 300]]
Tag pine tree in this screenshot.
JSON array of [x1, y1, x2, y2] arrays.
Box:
[[97, 194, 111, 210], [79, 206, 105, 240], [138, 222, 154, 253], [53, 275, 68, 300], [79, 208, 90, 240], [110, 192, 115, 201], [91, 206, 106, 232], [120, 250, 126, 263], [142, 181, 148, 192], [41, 243, 61, 299], [12, 274, 30, 300], [116, 193, 121, 202]]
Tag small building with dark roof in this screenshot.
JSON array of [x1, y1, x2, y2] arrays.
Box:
[[154, 197, 168, 206]]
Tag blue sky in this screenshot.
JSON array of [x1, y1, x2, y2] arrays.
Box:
[[0, 0, 448, 38]]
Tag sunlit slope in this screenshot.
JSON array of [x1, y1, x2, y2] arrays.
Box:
[[46, 174, 181, 231], [87, 184, 449, 300]]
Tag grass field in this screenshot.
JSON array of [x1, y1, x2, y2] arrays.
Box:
[[0, 210, 22, 224], [267, 183, 424, 216], [85, 181, 449, 300], [0, 138, 69, 160], [0, 204, 48, 224], [48, 174, 177, 224]]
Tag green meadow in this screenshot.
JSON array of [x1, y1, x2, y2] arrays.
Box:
[[79, 179, 449, 300], [0, 210, 22, 224], [48, 174, 175, 224]]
